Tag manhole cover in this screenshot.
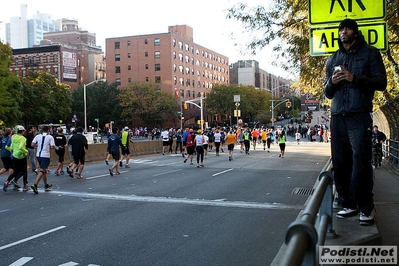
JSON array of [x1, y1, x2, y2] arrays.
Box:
[[292, 187, 314, 196]]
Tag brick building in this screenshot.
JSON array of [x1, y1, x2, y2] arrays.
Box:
[[105, 25, 229, 99], [8, 19, 105, 90]]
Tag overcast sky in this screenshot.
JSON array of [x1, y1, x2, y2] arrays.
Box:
[[0, 0, 295, 79]]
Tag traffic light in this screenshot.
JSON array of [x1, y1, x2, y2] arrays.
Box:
[[184, 103, 188, 109], [286, 101, 292, 108]]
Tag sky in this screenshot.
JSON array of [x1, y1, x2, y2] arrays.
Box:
[[0, 0, 295, 79]]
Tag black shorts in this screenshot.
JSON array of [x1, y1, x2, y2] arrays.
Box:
[[111, 151, 121, 161], [279, 143, 286, 151], [186, 146, 195, 155], [163, 140, 169, 146], [1, 157, 13, 170], [73, 155, 85, 165], [228, 144, 234, 151], [122, 145, 130, 155], [55, 148, 65, 162]]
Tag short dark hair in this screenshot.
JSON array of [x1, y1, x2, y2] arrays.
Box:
[[77, 126, 84, 133], [112, 127, 118, 134], [42, 126, 49, 132]]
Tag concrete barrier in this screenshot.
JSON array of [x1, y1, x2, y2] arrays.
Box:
[[0, 140, 164, 168]]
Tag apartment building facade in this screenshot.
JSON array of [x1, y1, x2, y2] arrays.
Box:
[[229, 60, 292, 98], [105, 25, 229, 100]]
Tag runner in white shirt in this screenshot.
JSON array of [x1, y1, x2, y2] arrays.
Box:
[[203, 133, 209, 159], [195, 129, 205, 167], [214, 130, 222, 156]]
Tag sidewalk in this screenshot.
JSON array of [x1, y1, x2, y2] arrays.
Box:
[[323, 161, 399, 246]]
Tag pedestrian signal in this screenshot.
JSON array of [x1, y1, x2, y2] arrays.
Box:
[[286, 102, 292, 108]]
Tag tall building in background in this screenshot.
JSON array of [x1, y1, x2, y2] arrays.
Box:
[[6, 4, 60, 48], [5, 4, 105, 89], [106, 25, 229, 98], [229, 59, 292, 98]]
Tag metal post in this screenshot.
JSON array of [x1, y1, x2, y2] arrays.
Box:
[[84, 83, 87, 133], [200, 97, 204, 130]]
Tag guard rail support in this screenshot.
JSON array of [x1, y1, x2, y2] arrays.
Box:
[[280, 158, 335, 266]]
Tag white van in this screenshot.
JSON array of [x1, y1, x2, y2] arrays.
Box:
[[84, 132, 102, 144]]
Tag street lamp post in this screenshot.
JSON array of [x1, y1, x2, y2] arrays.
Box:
[[84, 79, 106, 133], [269, 84, 289, 127], [185, 96, 204, 130]]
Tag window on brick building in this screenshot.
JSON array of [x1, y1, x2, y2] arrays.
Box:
[[128, 65, 131, 70], [128, 78, 131, 83], [116, 78, 121, 85], [115, 42, 120, 49], [173, 39, 176, 47], [146, 77, 149, 81], [128, 53, 131, 58], [115, 54, 120, 61], [155, 51, 161, 58], [115, 66, 121, 73], [145, 52, 148, 57], [155, 76, 161, 83], [144, 39, 148, 44], [155, 64, 161, 71], [145, 64, 148, 69], [127, 41, 131, 46], [154, 38, 160, 46]]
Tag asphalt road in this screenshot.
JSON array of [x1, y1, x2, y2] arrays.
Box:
[[1, 139, 330, 266]]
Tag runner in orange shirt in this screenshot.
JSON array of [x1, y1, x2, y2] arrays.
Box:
[[225, 129, 237, 161], [251, 129, 259, 150]]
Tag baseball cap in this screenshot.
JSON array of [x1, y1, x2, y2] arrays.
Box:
[[16, 125, 25, 131], [189, 129, 194, 133], [124, 126, 129, 130], [197, 129, 202, 134]]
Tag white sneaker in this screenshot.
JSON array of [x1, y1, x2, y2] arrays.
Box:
[[336, 208, 359, 218], [359, 210, 375, 226]]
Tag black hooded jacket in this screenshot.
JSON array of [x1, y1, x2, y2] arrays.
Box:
[[324, 34, 387, 116]]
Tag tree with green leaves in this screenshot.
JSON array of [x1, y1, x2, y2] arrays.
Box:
[[206, 84, 269, 125], [226, 0, 399, 107], [118, 81, 179, 127], [0, 42, 23, 127], [19, 71, 71, 125], [71, 81, 120, 129]]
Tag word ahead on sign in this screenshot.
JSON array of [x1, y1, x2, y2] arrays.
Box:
[[310, 22, 387, 56], [309, 0, 386, 25]]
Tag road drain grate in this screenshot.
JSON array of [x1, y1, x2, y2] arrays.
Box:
[[292, 187, 314, 196]]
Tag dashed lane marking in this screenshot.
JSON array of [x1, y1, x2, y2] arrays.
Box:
[[0, 226, 66, 251]]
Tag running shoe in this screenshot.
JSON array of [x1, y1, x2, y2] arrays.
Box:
[[11, 180, 21, 189], [3, 182, 8, 192], [45, 184, 52, 191], [109, 168, 114, 176], [31, 184, 39, 194]]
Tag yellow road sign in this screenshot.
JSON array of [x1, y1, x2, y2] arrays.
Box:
[[310, 22, 387, 56], [309, 0, 386, 24]]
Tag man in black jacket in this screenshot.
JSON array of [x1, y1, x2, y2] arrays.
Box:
[[324, 19, 387, 226], [67, 127, 88, 179]]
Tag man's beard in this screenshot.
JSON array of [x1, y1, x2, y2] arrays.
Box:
[[340, 35, 356, 44]]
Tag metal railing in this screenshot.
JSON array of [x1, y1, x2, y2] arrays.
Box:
[[280, 158, 336, 266], [384, 139, 399, 169]]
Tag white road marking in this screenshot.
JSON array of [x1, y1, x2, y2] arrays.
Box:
[[212, 168, 233, 176], [52, 191, 301, 210], [85, 171, 128, 180], [9, 257, 33, 266], [0, 226, 66, 251], [153, 169, 182, 176], [58, 262, 78, 266]]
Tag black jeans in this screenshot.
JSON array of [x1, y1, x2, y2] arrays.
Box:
[[331, 113, 374, 214]]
